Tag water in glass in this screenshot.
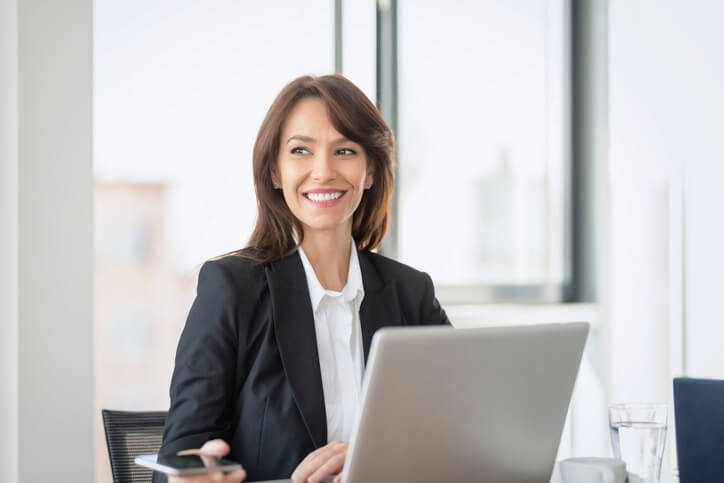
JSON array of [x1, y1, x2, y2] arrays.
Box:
[[610, 420, 667, 483]]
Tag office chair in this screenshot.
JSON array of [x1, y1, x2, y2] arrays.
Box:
[[674, 378, 724, 483], [102, 409, 168, 483]]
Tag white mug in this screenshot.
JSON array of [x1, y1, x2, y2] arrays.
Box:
[[559, 457, 627, 483]]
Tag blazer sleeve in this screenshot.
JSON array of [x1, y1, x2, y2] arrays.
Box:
[[156, 261, 244, 470], [419, 271, 451, 326]]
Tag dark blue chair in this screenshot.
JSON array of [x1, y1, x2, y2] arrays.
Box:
[[673, 377, 724, 483]]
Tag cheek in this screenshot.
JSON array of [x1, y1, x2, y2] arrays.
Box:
[[277, 163, 302, 188], [348, 163, 371, 187], [281, 183, 301, 205]]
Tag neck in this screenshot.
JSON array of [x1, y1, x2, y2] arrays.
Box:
[[300, 228, 352, 292]]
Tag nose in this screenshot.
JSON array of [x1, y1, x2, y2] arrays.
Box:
[[310, 151, 336, 182]]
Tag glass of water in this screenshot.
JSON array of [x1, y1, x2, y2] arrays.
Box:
[[609, 403, 667, 483]]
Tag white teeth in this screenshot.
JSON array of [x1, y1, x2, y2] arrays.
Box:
[[306, 192, 343, 202]]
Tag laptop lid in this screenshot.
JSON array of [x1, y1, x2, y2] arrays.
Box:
[[342, 322, 589, 483], [673, 377, 724, 483]]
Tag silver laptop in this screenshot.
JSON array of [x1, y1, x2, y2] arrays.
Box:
[[340, 322, 589, 483], [255, 322, 588, 483]]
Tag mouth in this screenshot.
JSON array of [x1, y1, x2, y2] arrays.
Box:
[[303, 190, 346, 206]]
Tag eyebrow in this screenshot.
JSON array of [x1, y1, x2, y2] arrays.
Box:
[[286, 135, 352, 145]]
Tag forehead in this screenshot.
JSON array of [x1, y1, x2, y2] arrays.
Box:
[[281, 97, 340, 137]]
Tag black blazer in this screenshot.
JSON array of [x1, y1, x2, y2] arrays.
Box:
[[155, 249, 450, 482]]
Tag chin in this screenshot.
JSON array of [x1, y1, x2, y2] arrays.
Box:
[[299, 217, 352, 235]]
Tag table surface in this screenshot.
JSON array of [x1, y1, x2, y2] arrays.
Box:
[[251, 464, 680, 483]]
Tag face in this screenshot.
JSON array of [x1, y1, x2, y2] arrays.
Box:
[[273, 97, 373, 238]]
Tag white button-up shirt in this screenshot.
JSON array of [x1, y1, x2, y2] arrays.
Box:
[[297, 241, 365, 443]]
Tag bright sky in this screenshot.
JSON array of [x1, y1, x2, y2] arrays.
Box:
[[94, 0, 335, 268]]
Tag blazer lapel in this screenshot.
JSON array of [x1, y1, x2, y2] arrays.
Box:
[[265, 252, 327, 449], [358, 251, 404, 363]]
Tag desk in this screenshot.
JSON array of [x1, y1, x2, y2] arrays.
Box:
[[249, 468, 640, 483], [550, 462, 679, 483]]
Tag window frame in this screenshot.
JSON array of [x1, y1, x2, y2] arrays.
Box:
[[374, 0, 587, 304]]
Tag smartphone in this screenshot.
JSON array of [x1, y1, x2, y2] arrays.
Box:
[[135, 453, 243, 476]]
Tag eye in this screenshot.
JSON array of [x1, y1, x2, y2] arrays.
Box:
[[290, 146, 310, 155], [336, 147, 357, 156]]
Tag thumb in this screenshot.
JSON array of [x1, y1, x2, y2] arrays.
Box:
[[177, 439, 230, 458], [199, 439, 230, 457]]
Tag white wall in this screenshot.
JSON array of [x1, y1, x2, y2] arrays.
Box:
[[2, 1, 94, 482], [674, 5, 724, 379], [1, 0, 19, 481], [609, 0, 672, 406], [610, 0, 724, 386], [608, 2, 678, 479]]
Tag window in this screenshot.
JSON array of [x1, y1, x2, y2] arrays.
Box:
[[384, 0, 570, 303]]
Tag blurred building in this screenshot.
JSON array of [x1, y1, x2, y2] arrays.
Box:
[[94, 181, 197, 482]]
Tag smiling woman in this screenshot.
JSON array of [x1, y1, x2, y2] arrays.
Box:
[[274, 98, 374, 275], [240, 75, 394, 263], [155, 74, 449, 483]]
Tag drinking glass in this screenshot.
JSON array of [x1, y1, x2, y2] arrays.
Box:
[[609, 403, 667, 483]]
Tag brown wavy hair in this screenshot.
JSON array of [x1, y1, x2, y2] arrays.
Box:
[[234, 74, 395, 264]]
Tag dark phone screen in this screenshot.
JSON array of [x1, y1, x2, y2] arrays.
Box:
[[156, 454, 240, 470]]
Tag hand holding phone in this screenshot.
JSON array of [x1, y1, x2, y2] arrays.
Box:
[[134, 438, 246, 482]]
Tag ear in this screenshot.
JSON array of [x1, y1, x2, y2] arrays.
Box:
[[270, 166, 281, 189], [365, 163, 375, 190]]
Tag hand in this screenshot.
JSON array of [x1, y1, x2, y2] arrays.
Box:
[[168, 439, 246, 483], [291, 440, 348, 483]]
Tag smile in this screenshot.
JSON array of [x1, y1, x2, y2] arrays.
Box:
[[304, 191, 345, 203]]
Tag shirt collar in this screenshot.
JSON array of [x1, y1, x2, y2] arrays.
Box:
[[342, 243, 365, 306], [297, 239, 365, 313]]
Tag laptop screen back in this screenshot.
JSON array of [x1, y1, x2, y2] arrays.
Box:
[[343, 322, 589, 483]]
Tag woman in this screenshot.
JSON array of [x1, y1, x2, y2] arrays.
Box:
[[156, 74, 450, 483]]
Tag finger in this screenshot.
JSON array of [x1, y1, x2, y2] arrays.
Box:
[[168, 474, 219, 483], [308, 451, 346, 483], [297, 440, 338, 466], [303, 444, 347, 483], [302, 441, 345, 468], [296, 447, 328, 471], [222, 468, 247, 482], [334, 474, 342, 483], [176, 439, 230, 457], [167, 467, 245, 483], [292, 453, 322, 483], [200, 454, 217, 467], [177, 448, 202, 456], [292, 442, 345, 482], [292, 448, 331, 481]]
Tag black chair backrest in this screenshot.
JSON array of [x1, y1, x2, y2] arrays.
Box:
[[102, 409, 168, 483]]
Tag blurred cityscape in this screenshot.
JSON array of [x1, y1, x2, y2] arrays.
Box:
[[94, 181, 198, 482]]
